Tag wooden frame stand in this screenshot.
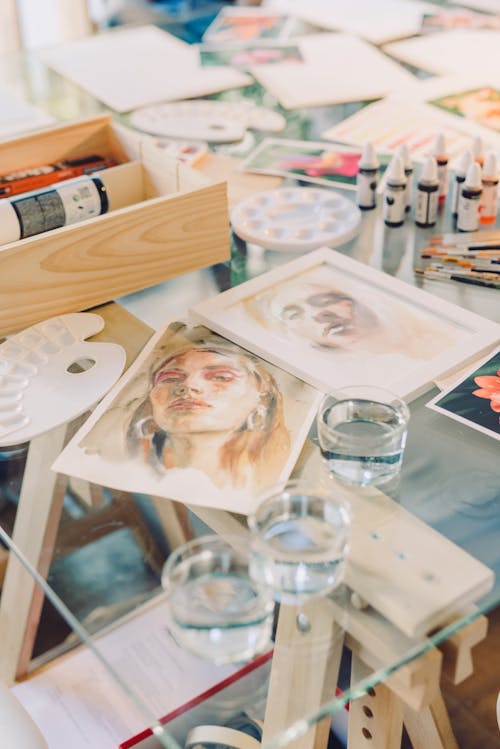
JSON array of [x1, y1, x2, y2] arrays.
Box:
[[0, 304, 491, 749]]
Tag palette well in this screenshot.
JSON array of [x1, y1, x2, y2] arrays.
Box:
[[230, 187, 361, 251]]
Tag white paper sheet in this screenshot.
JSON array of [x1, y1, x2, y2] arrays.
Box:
[[322, 95, 500, 163], [38, 25, 251, 112], [13, 598, 235, 749], [264, 0, 435, 45], [454, 0, 500, 11], [251, 32, 415, 109], [52, 319, 320, 515], [384, 29, 500, 80], [0, 88, 54, 139]]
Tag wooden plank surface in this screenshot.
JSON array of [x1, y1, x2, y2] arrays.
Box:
[[0, 181, 229, 336], [296, 452, 494, 639]]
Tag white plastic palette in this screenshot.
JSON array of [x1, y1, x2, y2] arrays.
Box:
[[129, 100, 286, 143], [0, 313, 126, 446], [230, 187, 361, 251]]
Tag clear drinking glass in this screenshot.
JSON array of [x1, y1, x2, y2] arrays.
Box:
[[161, 535, 275, 664], [248, 480, 351, 604], [317, 386, 410, 487]]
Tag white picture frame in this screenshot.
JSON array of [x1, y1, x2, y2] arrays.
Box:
[[190, 248, 500, 402], [52, 320, 321, 515]]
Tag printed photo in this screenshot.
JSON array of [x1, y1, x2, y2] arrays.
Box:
[[199, 44, 303, 70], [427, 348, 500, 442], [53, 321, 320, 514], [202, 9, 294, 45], [421, 9, 500, 33], [190, 249, 500, 401], [241, 138, 391, 190], [430, 86, 500, 131]]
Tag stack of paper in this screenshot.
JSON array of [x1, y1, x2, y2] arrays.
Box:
[[251, 32, 415, 109], [264, 0, 435, 45], [12, 600, 236, 749], [38, 25, 251, 112]]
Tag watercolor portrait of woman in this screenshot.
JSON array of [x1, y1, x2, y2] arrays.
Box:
[[242, 265, 458, 361], [60, 322, 317, 513], [187, 257, 469, 398]]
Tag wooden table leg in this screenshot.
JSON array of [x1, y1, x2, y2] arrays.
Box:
[[402, 691, 459, 749], [348, 654, 403, 749], [262, 597, 344, 749], [0, 422, 69, 683], [152, 496, 194, 552]]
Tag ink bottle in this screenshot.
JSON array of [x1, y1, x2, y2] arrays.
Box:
[[356, 141, 379, 210], [457, 162, 482, 233], [451, 149, 472, 219], [415, 156, 438, 228], [432, 132, 449, 205], [480, 151, 499, 225], [383, 155, 406, 227], [396, 143, 413, 212]]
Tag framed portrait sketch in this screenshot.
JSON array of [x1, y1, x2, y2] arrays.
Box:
[[52, 321, 321, 515], [190, 248, 500, 402], [427, 346, 500, 442]]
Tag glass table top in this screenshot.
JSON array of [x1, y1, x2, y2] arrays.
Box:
[[0, 5, 499, 748]]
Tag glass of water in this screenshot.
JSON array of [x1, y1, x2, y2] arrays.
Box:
[[161, 535, 275, 664], [317, 386, 410, 487], [248, 480, 351, 604]]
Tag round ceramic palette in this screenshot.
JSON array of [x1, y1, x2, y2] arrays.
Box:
[[230, 187, 361, 251], [130, 100, 286, 143]]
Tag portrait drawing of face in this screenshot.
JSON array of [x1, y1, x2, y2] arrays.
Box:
[[240, 265, 458, 362], [77, 323, 296, 498], [150, 348, 261, 435]]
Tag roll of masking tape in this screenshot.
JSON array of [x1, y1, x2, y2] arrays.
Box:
[[185, 725, 261, 749]]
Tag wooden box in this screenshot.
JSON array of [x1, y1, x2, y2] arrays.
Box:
[[0, 116, 230, 336]]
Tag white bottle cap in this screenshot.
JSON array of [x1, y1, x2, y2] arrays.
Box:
[[396, 143, 412, 170], [360, 140, 379, 169], [456, 148, 472, 177], [471, 135, 484, 162], [0, 201, 21, 245], [420, 155, 438, 184], [465, 161, 482, 190], [387, 154, 405, 184], [483, 151, 498, 179], [433, 132, 446, 156]]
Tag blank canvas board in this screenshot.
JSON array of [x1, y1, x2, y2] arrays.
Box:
[[251, 33, 415, 109], [38, 25, 251, 112], [384, 29, 500, 80]]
